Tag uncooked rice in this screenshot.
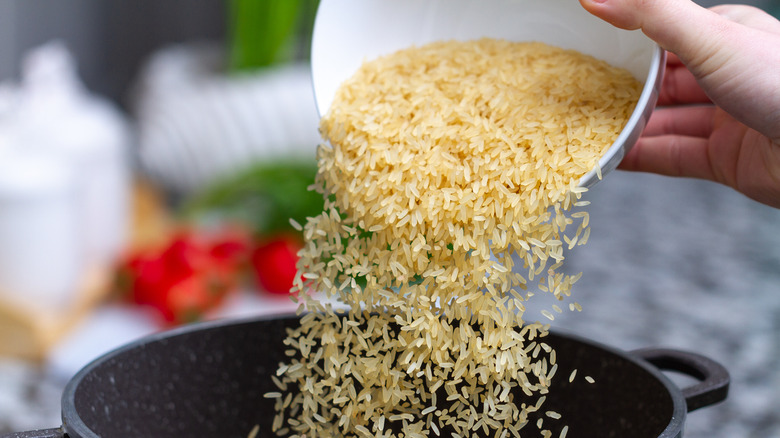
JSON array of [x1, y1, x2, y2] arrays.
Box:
[[268, 38, 640, 437]]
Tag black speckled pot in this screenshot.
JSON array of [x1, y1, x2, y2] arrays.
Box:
[[2, 314, 728, 438]]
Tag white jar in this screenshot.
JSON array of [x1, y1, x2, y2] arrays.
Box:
[[0, 149, 83, 313], [14, 41, 131, 269]]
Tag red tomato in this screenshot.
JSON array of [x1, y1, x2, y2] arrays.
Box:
[[116, 226, 250, 325], [161, 232, 209, 279], [117, 252, 177, 322], [251, 235, 303, 295], [209, 231, 250, 269], [166, 275, 211, 323]]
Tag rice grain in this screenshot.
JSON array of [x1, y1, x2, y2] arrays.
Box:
[[270, 38, 640, 437]]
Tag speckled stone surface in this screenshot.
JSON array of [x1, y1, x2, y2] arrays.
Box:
[[0, 361, 64, 434], [529, 171, 780, 438]]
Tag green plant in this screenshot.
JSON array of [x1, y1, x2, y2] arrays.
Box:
[[183, 161, 323, 237], [228, 0, 320, 72]]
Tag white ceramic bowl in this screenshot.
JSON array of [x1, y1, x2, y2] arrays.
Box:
[[311, 0, 665, 188]]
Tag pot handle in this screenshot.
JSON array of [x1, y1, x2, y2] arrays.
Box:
[[0, 428, 65, 438], [632, 348, 730, 412]]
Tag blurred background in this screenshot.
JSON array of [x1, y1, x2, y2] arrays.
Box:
[[0, 0, 778, 437]]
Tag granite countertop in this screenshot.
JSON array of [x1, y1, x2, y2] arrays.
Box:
[[534, 171, 780, 437], [1, 172, 779, 437]]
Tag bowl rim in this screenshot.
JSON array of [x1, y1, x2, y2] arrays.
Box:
[[578, 44, 667, 188]]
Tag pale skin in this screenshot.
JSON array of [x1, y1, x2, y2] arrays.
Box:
[[579, 0, 780, 208]]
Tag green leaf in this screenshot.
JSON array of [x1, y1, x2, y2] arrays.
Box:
[[228, 0, 319, 72], [183, 160, 324, 236]]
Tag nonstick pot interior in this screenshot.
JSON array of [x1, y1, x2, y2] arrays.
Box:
[[14, 315, 727, 438]]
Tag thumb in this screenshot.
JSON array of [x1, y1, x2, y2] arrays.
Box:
[[580, 0, 780, 141], [578, 0, 730, 72]]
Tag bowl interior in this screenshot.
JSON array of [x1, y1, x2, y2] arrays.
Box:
[[310, 0, 664, 188], [62, 315, 680, 438], [312, 0, 658, 115]]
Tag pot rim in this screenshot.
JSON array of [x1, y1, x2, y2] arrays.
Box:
[[61, 314, 687, 438]]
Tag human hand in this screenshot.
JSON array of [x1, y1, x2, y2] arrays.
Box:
[[579, 0, 780, 208]]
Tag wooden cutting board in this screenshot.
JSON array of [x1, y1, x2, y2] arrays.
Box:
[[0, 265, 113, 361]]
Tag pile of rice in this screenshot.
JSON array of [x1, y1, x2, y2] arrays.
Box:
[[268, 38, 641, 437]]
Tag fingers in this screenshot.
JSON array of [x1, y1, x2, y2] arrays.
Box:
[[658, 60, 711, 106], [710, 4, 780, 35], [618, 135, 716, 181], [578, 0, 724, 65], [580, 0, 780, 140], [642, 106, 717, 137], [620, 106, 719, 180]]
